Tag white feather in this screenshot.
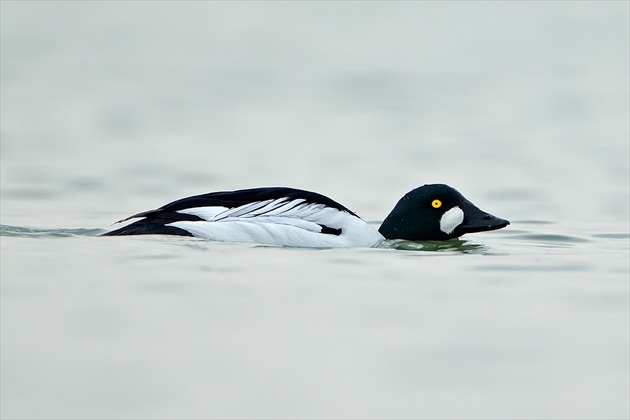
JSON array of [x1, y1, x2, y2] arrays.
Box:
[[216, 199, 278, 219], [178, 206, 230, 221], [168, 198, 384, 247]]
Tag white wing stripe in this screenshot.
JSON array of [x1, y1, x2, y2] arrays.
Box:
[[281, 203, 323, 218], [248, 199, 306, 218], [215, 198, 309, 220], [215, 199, 275, 220], [178, 206, 229, 221], [176, 198, 327, 224]]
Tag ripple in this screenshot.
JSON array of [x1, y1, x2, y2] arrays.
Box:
[[505, 233, 590, 244], [513, 220, 556, 225], [591, 232, 630, 240], [0, 225, 105, 238], [474, 263, 591, 272]]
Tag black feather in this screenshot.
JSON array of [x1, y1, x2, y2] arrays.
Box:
[[158, 187, 357, 215]]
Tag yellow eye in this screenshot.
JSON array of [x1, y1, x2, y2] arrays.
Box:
[[432, 199, 442, 209]]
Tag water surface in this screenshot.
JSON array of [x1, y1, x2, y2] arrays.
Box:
[[1, 2, 628, 419]]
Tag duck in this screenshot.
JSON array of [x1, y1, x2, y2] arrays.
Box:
[[103, 184, 509, 248]]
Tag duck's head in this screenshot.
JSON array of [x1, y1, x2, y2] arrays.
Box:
[[378, 184, 509, 241]]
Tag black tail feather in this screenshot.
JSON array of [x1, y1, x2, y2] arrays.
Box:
[[102, 218, 194, 237], [102, 212, 203, 237]]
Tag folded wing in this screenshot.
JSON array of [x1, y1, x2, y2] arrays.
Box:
[[102, 188, 363, 245]]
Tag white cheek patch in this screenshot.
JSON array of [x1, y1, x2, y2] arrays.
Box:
[[440, 206, 464, 234]]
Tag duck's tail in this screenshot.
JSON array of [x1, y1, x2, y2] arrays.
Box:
[[101, 213, 196, 237]]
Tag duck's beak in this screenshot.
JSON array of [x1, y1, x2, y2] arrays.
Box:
[[456, 201, 510, 235]]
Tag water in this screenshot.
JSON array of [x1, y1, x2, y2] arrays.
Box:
[[1, 2, 629, 419]]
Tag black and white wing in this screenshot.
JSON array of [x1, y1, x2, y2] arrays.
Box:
[[103, 187, 383, 247]]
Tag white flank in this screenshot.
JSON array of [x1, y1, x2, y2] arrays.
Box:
[[168, 198, 384, 248], [439, 206, 464, 234]]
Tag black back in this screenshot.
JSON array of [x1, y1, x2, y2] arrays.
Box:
[[158, 187, 356, 215]]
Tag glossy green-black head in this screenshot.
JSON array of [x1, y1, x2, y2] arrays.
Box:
[[378, 184, 509, 241]]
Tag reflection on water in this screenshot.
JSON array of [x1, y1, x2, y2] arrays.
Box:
[[381, 238, 487, 253]]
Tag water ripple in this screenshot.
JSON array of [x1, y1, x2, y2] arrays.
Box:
[[0, 224, 104, 238], [504, 233, 590, 244], [591, 232, 630, 240], [474, 263, 591, 272]]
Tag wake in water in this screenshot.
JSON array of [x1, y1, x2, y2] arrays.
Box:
[[0, 225, 105, 238]]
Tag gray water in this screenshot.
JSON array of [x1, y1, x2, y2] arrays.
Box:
[[1, 2, 629, 419]]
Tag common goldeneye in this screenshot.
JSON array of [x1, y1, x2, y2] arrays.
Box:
[[103, 184, 509, 247]]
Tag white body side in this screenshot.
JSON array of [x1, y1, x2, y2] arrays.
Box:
[[168, 198, 385, 248]]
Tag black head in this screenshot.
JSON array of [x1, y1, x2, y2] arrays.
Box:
[[378, 184, 509, 241]]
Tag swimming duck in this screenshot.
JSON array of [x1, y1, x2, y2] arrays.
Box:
[[103, 184, 509, 247]]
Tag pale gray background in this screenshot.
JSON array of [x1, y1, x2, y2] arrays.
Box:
[[1, 2, 629, 419]]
